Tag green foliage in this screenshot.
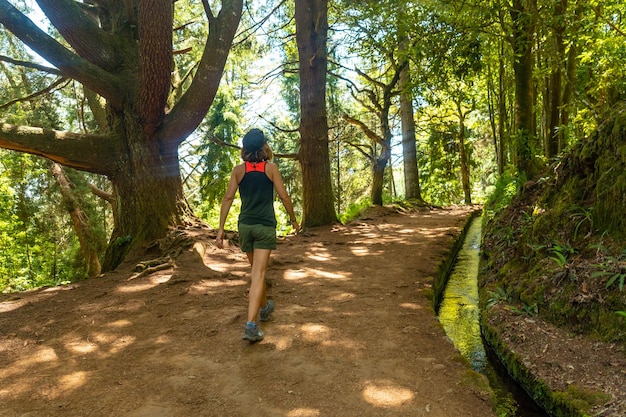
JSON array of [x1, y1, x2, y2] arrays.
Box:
[[338, 198, 372, 224], [193, 88, 242, 217], [0, 152, 103, 292], [483, 168, 523, 220], [552, 385, 611, 415], [418, 126, 464, 205], [509, 302, 538, 317], [547, 242, 574, 268], [569, 205, 594, 241], [486, 286, 511, 309], [590, 248, 626, 291]]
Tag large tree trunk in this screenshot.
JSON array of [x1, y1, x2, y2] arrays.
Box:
[[510, 0, 538, 179], [399, 58, 422, 201], [102, 115, 193, 270], [295, 0, 337, 227], [498, 40, 507, 174]]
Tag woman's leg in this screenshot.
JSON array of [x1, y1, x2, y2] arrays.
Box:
[[247, 248, 271, 322]]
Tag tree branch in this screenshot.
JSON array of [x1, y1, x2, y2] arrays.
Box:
[[35, 0, 121, 71], [344, 140, 373, 160], [0, 1, 124, 108], [159, 0, 243, 147], [137, 0, 173, 137], [0, 55, 61, 75], [0, 123, 122, 176], [342, 114, 383, 145], [0, 77, 69, 110]]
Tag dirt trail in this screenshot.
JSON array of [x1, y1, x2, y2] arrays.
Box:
[[0, 206, 495, 417]]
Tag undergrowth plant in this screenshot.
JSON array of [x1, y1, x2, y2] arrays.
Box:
[[590, 246, 626, 291]]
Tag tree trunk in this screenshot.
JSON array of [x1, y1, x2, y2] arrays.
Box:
[[510, 0, 537, 179], [498, 30, 507, 174], [546, 0, 567, 159], [295, 0, 338, 227], [399, 58, 422, 201], [102, 114, 193, 270], [456, 101, 471, 204], [371, 157, 386, 206], [561, 41, 576, 149], [50, 163, 102, 277]]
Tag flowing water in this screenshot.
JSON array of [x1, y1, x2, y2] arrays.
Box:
[[437, 217, 549, 417]]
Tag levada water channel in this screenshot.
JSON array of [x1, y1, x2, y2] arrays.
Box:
[[436, 216, 550, 417]]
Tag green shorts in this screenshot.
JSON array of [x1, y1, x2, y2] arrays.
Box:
[[238, 223, 277, 252]]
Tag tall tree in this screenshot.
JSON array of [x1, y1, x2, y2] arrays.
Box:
[[398, 39, 422, 201], [294, 0, 338, 227], [0, 0, 243, 270], [509, 0, 538, 179], [343, 63, 404, 206]]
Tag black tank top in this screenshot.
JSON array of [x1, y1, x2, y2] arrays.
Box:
[[238, 161, 276, 227]]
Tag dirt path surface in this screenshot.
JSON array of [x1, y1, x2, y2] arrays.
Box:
[[1, 206, 495, 417]]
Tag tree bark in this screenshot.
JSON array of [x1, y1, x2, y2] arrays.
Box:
[[456, 100, 471, 204], [510, 0, 538, 179], [50, 163, 102, 277], [295, 0, 337, 227], [399, 58, 422, 201], [498, 40, 507, 174], [546, 0, 567, 159]]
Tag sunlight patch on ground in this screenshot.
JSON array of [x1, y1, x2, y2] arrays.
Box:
[[307, 253, 332, 262], [117, 282, 160, 293], [329, 292, 355, 302], [284, 268, 349, 281], [399, 302, 422, 310], [301, 324, 330, 341], [0, 346, 58, 380], [91, 332, 119, 345], [283, 268, 348, 281], [108, 335, 136, 354], [288, 408, 320, 417], [66, 340, 98, 354], [209, 261, 231, 272], [194, 279, 247, 288], [362, 380, 414, 407], [298, 323, 363, 351], [106, 319, 132, 328], [418, 227, 452, 238], [0, 291, 57, 312], [313, 269, 349, 280], [57, 371, 88, 395], [191, 279, 247, 295], [0, 300, 26, 313], [350, 247, 370, 256], [284, 269, 307, 280], [116, 274, 173, 293], [269, 334, 294, 351]]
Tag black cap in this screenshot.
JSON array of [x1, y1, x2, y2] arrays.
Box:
[[242, 129, 268, 152]]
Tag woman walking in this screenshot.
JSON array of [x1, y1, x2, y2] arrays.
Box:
[[215, 128, 300, 342]]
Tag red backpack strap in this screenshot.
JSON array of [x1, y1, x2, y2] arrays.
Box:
[[245, 161, 266, 173]]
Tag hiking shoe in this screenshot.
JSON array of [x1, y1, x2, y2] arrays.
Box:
[[243, 323, 264, 342], [259, 300, 275, 322]]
